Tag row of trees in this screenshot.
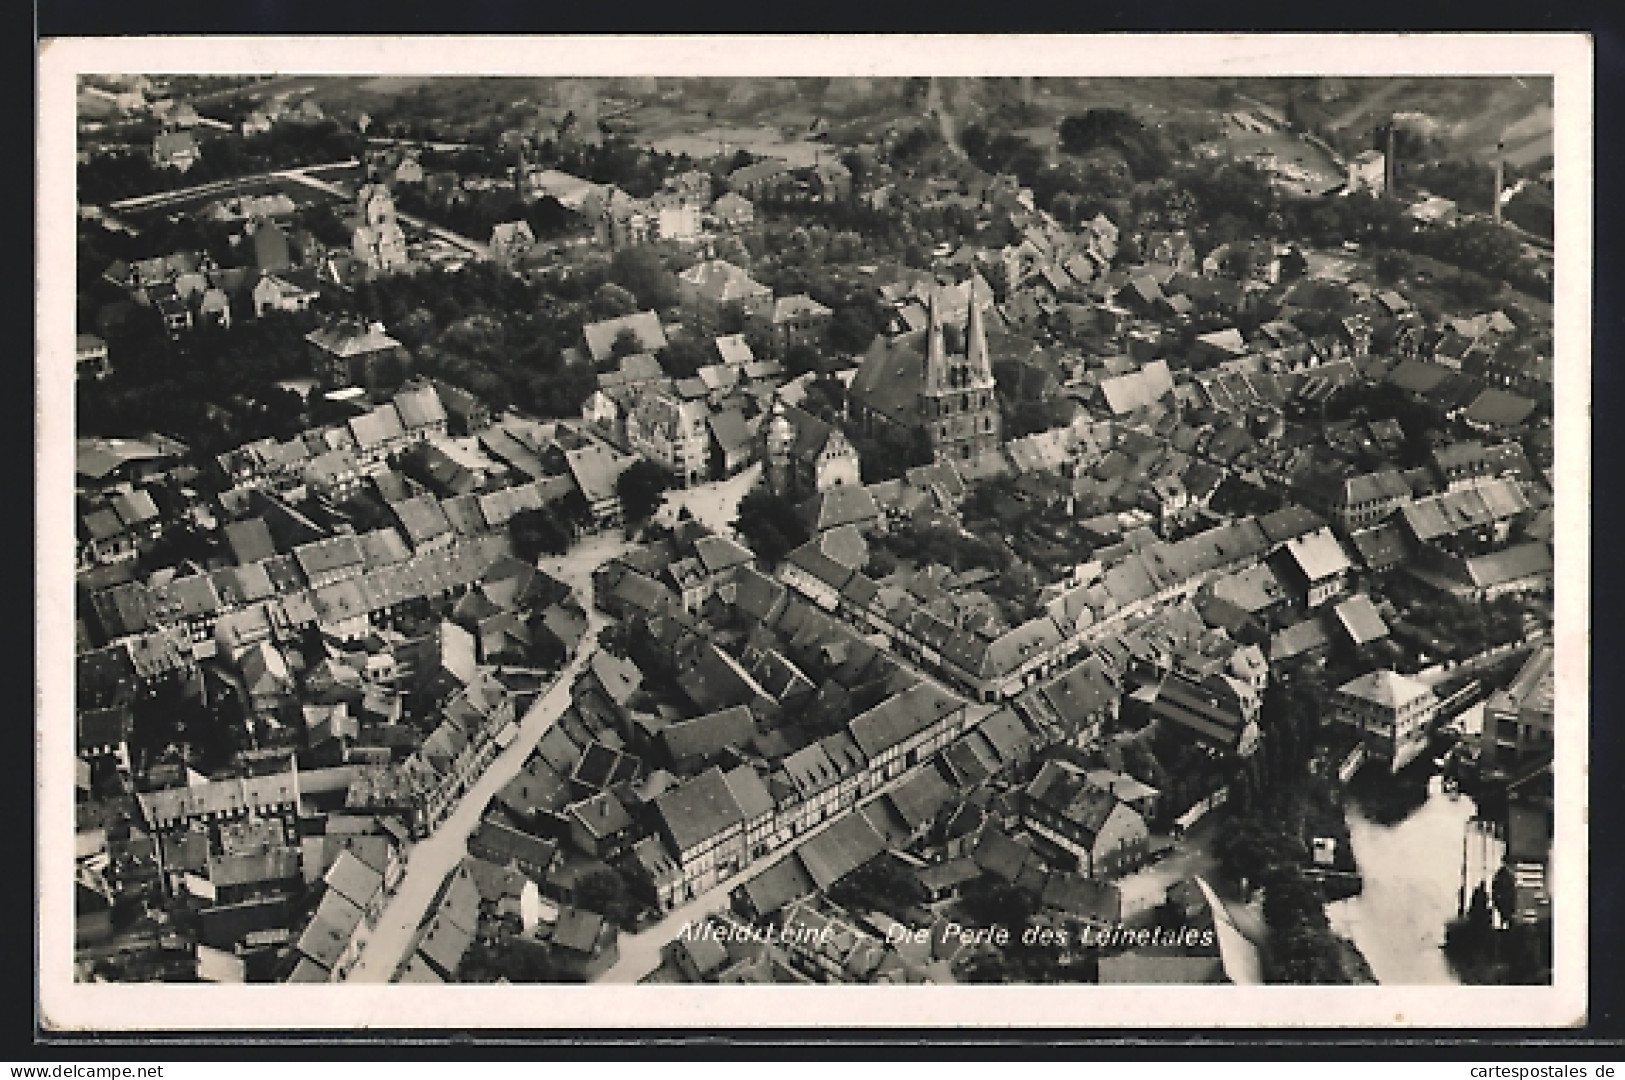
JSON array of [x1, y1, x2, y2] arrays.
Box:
[[1443, 874, 1551, 984]]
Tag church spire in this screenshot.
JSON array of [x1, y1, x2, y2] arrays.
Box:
[[925, 286, 949, 390], [965, 277, 990, 380]]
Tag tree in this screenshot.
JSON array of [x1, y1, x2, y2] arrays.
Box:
[[616, 458, 670, 527], [573, 868, 643, 930], [1373, 248, 1414, 285], [1059, 109, 1143, 157], [607, 247, 678, 310], [957, 875, 1033, 931], [656, 335, 712, 379], [828, 855, 928, 921], [509, 507, 573, 561], [593, 282, 639, 319], [732, 485, 810, 568], [784, 342, 823, 377], [609, 327, 644, 361], [1491, 865, 1518, 927], [1262, 865, 1328, 932]]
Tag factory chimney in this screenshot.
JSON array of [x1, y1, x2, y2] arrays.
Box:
[[1384, 122, 1396, 197], [1493, 139, 1505, 226]]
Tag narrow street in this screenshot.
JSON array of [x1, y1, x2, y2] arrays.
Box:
[[345, 531, 629, 982]]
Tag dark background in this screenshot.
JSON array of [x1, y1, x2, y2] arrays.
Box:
[[24, 0, 1624, 1058]]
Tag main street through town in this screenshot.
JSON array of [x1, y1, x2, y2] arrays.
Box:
[[348, 461, 764, 983], [345, 530, 629, 982]]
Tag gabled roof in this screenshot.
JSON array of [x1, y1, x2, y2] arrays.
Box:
[[1462, 542, 1552, 588], [391, 494, 453, 548], [885, 767, 956, 831], [393, 383, 448, 430], [772, 294, 832, 324], [307, 320, 400, 357], [1100, 360, 1174, 416], [846, 682, 962, 760], [1464, 389, 1538, 428], [713, 333, 754, 366], [1332, 593, 1390, 645], [1278, 528, 1352, 583], [349, 404, 406, 450], [793, 810, 886, 891], [658, 705, 757, 769], [737, 856, 815, 918], [722, 764, 775, 821], [653, 766, 746, 853]]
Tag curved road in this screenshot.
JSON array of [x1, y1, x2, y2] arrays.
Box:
[[345, 531, 629, 982]]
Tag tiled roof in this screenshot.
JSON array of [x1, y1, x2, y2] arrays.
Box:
[[1338, 669, 1433, 710], [654, 766, 746, 854]]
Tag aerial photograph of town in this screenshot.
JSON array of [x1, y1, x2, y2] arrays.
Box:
[[63, 70, 1561, 992]]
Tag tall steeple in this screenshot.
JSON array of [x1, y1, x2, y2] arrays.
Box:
[[764, 395, 796, 497], [965, 278, 991, 382], [924, 286, 949, 390]]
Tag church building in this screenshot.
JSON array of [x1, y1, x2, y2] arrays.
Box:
[[849, 281, 1002, 467]]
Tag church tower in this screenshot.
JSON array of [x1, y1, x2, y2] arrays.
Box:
[[764, 396, 797, 498], [918, 281, 1001, 465]]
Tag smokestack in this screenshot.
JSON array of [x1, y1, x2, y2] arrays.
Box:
[[1385, 123, 1396, 197], [1493, 140, 1505, 226]]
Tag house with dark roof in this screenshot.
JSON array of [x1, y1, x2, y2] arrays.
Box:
[[1348, 522, 1410, 574], [1021, 758, 1149, 879], [308, 318, 407, 390], [544, 905, 620, 981], [651, 766, 749, 903], [762, 399, 863, 502], [1294, 468, 1413, 531], [468, 819, 560, 882], [792, 809, 887, 892], [846, 682, 969, 794], [730, 855, 816, 922], [656, 705, 758, 773], [1147, 672, 1262, 758], [884, 766, 957, 842]]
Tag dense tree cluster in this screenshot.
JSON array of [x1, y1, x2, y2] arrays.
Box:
[[353, 260, 607, 418], [615, 459, 671, 528], [77, 307, 317, 455], [730, 485, 810, 568]]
